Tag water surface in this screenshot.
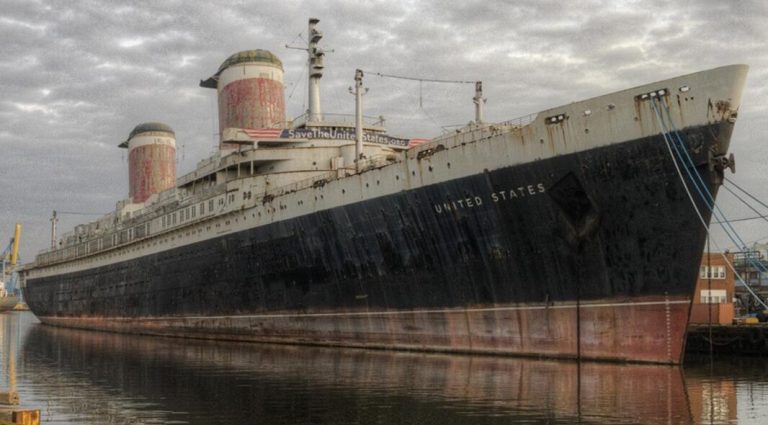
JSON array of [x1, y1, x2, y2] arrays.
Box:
[[2, 311, 766, 424]]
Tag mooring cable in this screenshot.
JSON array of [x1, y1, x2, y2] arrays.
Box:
[[649, 98, 768, 309], [659, 99, 768, 279]]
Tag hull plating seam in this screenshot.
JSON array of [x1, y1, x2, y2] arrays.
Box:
[[37, 298, 691, 321]]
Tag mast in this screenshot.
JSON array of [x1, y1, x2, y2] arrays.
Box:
[[307, 18, 324, 123], [354, 69, 365, 172], [50, 210, 58, 249], [473, 81, 485, 124]]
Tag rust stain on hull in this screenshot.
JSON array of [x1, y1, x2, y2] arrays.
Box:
[[40, 295, 691, 364]]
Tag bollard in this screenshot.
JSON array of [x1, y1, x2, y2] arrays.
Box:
[[11, 410, 40, 425], [0, 392, 19, 406]]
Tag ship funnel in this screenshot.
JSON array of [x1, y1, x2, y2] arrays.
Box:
[[200, 50, 286, 150], [119, 122, 177, 204]]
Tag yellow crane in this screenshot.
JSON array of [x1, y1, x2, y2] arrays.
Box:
[[1, 224, 21, 277], [1, 224, 22, 311], [10, 224, 21, 268]]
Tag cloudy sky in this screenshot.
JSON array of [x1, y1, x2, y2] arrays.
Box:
[[1, 0, 767, 262]]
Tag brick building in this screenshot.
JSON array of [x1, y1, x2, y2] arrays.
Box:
[[689, 252, 735, 325]]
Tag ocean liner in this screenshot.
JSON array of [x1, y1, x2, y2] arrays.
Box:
[[22, 19, 748, 364]]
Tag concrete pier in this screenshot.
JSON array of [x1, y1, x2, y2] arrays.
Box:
[[686, 324, 768, 355]]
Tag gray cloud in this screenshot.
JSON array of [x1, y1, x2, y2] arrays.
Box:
[[1, 0, 767, 260]]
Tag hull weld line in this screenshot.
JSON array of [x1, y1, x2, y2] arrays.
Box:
[[44, 299, 691, 322]]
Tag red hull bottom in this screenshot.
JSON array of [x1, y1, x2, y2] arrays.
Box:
[[39, 295, 692, 364]]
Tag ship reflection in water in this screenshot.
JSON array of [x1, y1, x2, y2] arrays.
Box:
[[3, 312, 767, 424]]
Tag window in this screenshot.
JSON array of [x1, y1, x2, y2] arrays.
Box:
[[192, 206, 196, 218], [700, 289, 727, 304], [699, 266, 726, 280], [200, 202, 205, 214]]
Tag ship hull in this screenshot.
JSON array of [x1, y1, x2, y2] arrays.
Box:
[[25, 120, 732, 364]]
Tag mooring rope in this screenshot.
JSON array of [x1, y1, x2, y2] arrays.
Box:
[[649, 97, 768, 310]]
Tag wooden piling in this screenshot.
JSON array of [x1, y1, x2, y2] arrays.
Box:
[[0, 393, 18, 406], [0, 409, 40, 425]]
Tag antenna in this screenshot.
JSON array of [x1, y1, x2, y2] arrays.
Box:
[[307, 18, 324, 123], [349, 69, 369, 172], [286, 18, 335, 124], [50, 210, 58, 249], [364, 70, 480, 124]]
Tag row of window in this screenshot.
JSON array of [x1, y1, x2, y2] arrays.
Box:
[[38, 194, 231, 266], [40, 180, 340, 267], [158, 197, 228, 230], [699, 265, 726, 280], [39, 202, 267, 275], [700, 289, 728, 304]]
